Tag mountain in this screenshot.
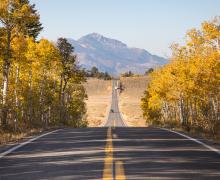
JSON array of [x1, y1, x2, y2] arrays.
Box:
[[68, 33, 167, 74]]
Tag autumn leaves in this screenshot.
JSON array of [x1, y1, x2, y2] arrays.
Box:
[[141, 17, 220, 135], [0, 0, 87, 130]]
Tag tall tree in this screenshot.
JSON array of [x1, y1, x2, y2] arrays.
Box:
[[57, 38, 80, 123], [141, 17, 220, 134], [0, 0, 42, 128], [14, 0, 43, 39]]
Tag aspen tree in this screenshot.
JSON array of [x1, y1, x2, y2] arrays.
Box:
[[0, 0, 42, 128]]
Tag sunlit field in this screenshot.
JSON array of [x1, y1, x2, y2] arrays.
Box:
[[119, 76, 150, 127], [84, 78, 112, 127]]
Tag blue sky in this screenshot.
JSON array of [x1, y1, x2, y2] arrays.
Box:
[[30, 0, 220, 57]]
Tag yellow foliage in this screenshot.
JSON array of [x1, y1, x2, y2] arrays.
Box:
[[141, 17, 220, 134]]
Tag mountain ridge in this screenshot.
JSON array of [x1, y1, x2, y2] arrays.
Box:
[[68, 33, 167, 74]]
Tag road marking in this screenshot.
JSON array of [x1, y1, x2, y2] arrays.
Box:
[[115, 161, 126, 180], [113, 119, 116, 128], [161, 128, 220, 155], [0, 129, 60, 159], [103, 127, 113, 180], [103, 128, 126, 179], [113, 134, 118, 139]]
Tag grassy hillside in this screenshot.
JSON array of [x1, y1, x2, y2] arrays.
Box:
[[83, 78, 112, 127], [119, 76, 150, 127]]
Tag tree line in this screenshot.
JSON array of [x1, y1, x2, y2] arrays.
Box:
[[121, 68, 154, 77], [0, 0, 87, 131], [141, 17, 220, 136], [84, 66, 112, 80]]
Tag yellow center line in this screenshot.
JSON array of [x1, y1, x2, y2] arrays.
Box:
[[113, 119, 116, 128], [103, 127, 126, 180], [115, 161, 126, 180], [103, 127, 113, 180]]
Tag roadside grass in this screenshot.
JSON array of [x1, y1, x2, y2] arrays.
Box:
[[156, 122, 220, 143], [189, 129, 220, 142], [178, 127, 220, 143], [119, 76, 150, 127], [0, 128, 44, 145], [84, 78, 112, 127]]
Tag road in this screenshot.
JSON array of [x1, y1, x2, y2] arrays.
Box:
[[104, 80, 126, 127], [0, 80, 220, 179]]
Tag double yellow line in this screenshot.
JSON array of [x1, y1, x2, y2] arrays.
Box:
[[103, 127, 126, 180]]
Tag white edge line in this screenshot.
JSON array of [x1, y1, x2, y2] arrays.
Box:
[[0, 129, 60, 158], [160, 128, 220, 155]]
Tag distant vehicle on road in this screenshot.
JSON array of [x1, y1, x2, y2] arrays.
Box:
[[110, 109, 114, 113]]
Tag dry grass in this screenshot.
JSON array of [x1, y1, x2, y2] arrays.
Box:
[[84, 78, 112, 127], [119, 76, 150, 127], [0, 128, 43, 145]]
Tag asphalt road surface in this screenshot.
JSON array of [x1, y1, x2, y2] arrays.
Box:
[[104, 80, 126, 127], [0, 81, 220, 179]]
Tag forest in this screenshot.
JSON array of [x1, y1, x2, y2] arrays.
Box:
[[141, 17, 220, 137], [0, 0, 87, 134]]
